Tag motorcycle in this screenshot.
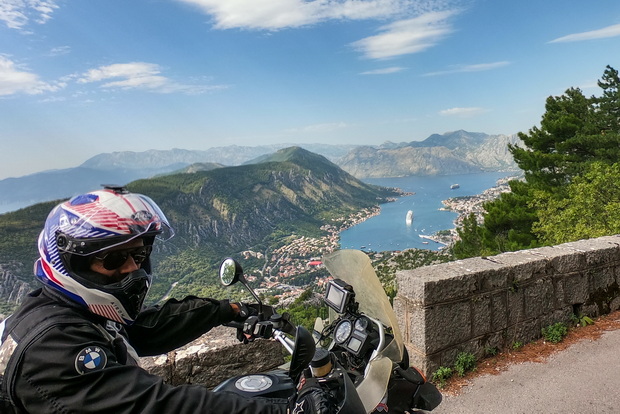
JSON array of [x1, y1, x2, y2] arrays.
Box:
[[214, 249, 442, 413]]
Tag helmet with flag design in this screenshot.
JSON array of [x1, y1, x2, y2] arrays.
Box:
[[35, 185, 174, 324]]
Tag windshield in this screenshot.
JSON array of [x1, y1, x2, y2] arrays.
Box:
[[323, 249, 403, 361], [323, 249, 403, 413]]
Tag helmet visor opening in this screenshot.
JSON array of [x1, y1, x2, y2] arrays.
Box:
[[93, 245, 153, 271]]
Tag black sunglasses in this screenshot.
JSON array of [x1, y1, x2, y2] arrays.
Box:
[[94, 245, 153, 270]]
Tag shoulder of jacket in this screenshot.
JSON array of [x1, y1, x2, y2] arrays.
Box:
[[7, 304, 101, 344]]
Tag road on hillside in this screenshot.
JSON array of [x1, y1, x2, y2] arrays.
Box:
[[432, 328, 620, 413]]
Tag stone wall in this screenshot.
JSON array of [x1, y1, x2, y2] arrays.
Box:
[[141, 325, 285, 389], [394, 235, 620, 377]]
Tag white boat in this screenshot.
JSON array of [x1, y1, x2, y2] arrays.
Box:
[[406, 210, 413, 225], [450, 184, 460, 189]]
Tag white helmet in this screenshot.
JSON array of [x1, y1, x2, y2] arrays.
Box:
[[35, 186, 174, 324]]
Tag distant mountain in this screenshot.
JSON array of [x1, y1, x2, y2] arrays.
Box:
[[0, 144, 359, 213], [339, 131, 521, 177], [0, 147, 400, 308]]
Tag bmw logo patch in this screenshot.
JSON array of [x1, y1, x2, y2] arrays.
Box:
[[75, 346, 107, 374]]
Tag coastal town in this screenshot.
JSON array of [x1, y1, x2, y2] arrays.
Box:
[[237, 175, 520, 304], [429, 175, 520, 245]]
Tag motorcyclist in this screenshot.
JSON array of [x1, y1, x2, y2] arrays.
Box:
[[0, 186, 333, 414]]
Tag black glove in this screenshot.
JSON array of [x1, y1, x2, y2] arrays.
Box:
[[289, 373, 335, 414], [236, 315, 259, 343], [236, 316, 275, 344], [232, 302, 259, 322]]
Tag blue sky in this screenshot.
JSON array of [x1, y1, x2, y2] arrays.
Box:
[[1, 0, 619, 180]]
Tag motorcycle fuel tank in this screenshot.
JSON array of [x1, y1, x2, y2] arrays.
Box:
[[213, 370, 295, 399]]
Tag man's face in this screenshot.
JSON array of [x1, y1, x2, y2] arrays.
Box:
[[90, 238, 147, 282]]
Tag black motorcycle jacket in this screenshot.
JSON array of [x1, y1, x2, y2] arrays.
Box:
[[0, 287, 289, 414]]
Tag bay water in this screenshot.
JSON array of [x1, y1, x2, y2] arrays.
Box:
[[339, 171, 515, 252]]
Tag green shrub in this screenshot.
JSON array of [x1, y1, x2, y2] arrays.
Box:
[[454, 352, 476, 377], [542, 322, 568, 344], [431, 366, 453, 388], [571, 313, 594, 327], [484, 346, 498, 357]]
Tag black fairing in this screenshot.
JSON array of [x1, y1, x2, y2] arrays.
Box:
[[414, 382, 443, 411], [288, 326, 315, 383], [334, 363, 366, 414]]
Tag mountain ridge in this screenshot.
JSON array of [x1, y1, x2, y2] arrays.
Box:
[[0, 131, 520, 212], [339, 131, 520, 177]]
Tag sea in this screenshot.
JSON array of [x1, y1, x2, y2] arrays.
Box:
[[339, 171, 516, 252]]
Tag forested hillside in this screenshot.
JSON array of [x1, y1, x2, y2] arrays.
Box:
[[453, 65, 620, 258], [0, 147, 401, 312]]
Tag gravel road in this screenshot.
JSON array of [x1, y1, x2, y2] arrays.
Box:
[[433, 328, 620, 413]]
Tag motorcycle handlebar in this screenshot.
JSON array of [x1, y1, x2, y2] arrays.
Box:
[[225, 315, 296, 351]]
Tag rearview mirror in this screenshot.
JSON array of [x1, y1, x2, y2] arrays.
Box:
[[219, 257, 263, 313], [219, 257, 242, 286]]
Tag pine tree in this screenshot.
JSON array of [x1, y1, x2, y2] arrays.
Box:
[[453, 65, 620, 258]]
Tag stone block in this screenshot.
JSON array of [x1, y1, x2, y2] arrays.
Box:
[[439, 339, 484, 374], [422, 272, 479, 305], [397, 258, 503, 305], [562, 272, 589, 305], [405, 343, 437, 378], [530, 245, 586, 274], [480, 331, 504, 355], [471, 294, 492, 337], [587, 265, 616, 293], [489, 250, 548, 285], [424, 301, 471, 354], [539, 307, 572, 330], [507, 288, 524, 325], [491, 292, 508, 331], [395, 267, 431, 302], [551, 275, 565, 308], [506, 318, 540, 346], [407, 308, 427, 351], [577, 237, 620, 266], [523, 278, 554, 319], [392, 296, 408, 336]]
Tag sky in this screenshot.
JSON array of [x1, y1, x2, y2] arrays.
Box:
[[1, 0, 619, 180]]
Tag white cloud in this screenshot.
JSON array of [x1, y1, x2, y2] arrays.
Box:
[[439, 107, 487, 118], [549, 23, 620, 43], [0, 0, 59, 30], [360, 66, 405, 75], [0, 55, 62, 96], [177, 0, 451, 30], [350, 10, 457, 59], [177, 1, 460, 59], [77, 62, 226, 94], [423, 61, 510, 76]]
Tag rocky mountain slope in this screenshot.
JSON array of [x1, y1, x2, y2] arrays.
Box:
[[339, 131, 521, 177]]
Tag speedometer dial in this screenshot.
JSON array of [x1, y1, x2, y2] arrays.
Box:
[[334, 320, 353, 344]]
